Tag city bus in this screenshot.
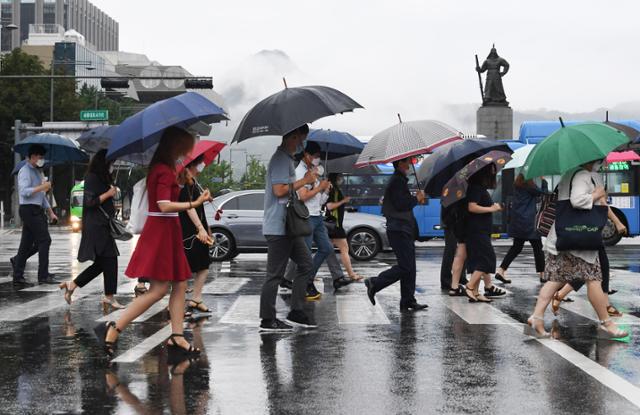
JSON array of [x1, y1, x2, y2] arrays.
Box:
[[68, 181, 123, 233]]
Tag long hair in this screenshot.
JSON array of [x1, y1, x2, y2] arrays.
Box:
[[86, 149, 113, 185], [149, 126, 195, 170], [470, 163, 497, 189], [514, 173, 534, 189]]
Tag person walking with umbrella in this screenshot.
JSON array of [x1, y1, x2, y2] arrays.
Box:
[[365, 157, 428, 311], [495, 173, 547, 284], [58, 149, 124, 311], [95, 127, 211, 358], [11, 144, 59, 286]]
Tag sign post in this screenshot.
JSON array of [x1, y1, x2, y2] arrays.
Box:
[[80, 110, 109, 121]]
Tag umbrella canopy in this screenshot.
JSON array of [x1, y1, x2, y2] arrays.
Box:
[[13, 133, 88, 162], [605, 120, 640, 142], [324, 154, 380, 175], [606, 150, 640, 163], [12, 159, 61, 175], [522, 122, 629, 180], [441, 150, 512, 207], [106, 92, 228, 163], [77, 125, 118, 153], [503, 144, 535, 170], [177, 140, 226, 172], [307, 129, 364, 160], [232, 85, 362, 143], [418, 138, 512, 197], [354, 119, 462, 168]]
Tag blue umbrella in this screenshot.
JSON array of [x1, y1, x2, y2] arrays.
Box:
[[78, 125, 118, 153], [11, 159, 61, 175], [307, 129, 364, 160], [106, 92, 228, 163], [13, 133, 88, 162]]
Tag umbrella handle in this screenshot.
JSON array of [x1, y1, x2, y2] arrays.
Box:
[[411, 163, 421, 189]]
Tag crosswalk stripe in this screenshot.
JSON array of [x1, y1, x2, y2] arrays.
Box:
[[559, 296, 640, 326], [96, 298, 169, 322], [219, 295, 261, 325], [336, 295, 390, 325], [111, 325, 172, 363], [202, 277, 250, 295], [443, 297, 640, 410]]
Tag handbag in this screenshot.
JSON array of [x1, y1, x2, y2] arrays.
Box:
[[535, 189, 558, 237], [554, 171, 608, 251], [323, 214, 337, 235], [286, 184, 312, 237], [99, 206, 133, 241], [126, 178, 148, 234]]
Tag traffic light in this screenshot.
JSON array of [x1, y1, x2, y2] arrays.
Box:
[[101, 78, 130, 89], [184, 78, 213, 89]]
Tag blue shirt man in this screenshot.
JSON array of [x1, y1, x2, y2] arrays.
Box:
[[12, 144, 58, 286]]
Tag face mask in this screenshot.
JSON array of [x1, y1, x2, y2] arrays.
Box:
[[196, 162, 205, 173], [296, 137, 307, 155], [35, 159, 45, 168], [592, 161, 603, 172], [176, 157, 184, 166], [311, 158, 321, 167], [108, 165, 115, 174], [337, 178, 344, 186]]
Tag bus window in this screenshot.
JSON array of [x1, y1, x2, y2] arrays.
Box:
[[71, 192, 83, 207], [604, 171, 633, 194]]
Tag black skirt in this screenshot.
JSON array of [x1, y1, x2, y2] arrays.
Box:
[[466, 233, 496, 274], [183, 238, 211, 273]]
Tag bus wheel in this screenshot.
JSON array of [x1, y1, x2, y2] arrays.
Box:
[[602, 218, 623, 246]]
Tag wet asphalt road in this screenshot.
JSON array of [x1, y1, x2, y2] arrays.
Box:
[[0, 228, 639, 414]]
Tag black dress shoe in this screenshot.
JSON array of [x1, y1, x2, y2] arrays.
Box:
[[400, 302, 429, 312], [279, 279, 293, 290], [10, 256, 16, 274], [333, 276, 352, 291], [38, 276, 59, 285], [364, 278, 376, 306], [13, 278, 34, 288]]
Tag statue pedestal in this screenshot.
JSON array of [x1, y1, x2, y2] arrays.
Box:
[[476, 106, 513, 140]]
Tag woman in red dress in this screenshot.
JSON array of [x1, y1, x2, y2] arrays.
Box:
[[95, 126, 210, 358]]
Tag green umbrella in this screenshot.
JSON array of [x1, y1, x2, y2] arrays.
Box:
[[522, 121, 629, 180]]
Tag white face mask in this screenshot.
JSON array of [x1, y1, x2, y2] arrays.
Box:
[[35, 159, 45, 168], [311, 158, 321, 167], [176, 157, 185, 166], [109, 165, 115, 174], [592, 161, 603, 172], [196, 162, 205, 173]]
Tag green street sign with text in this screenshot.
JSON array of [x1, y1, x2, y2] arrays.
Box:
[[80, 110, 109, 121]]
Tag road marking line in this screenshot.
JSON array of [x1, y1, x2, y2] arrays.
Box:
[[111, 325, 172, 363], [336, 295, 390, 325], [560, 296, 640, 326], [219, 295, 260, 325], [96, 298, 169, 322], [202, 277, 250, 295], [443, 297, 519, 325], [443, 298, 640, 409], [0, 277, 13, 284], [20, 284, 63, 292]]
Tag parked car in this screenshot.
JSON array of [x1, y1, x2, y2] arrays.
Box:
[[203, 190, 390, 262]]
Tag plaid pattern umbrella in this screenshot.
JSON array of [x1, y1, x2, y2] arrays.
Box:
[[440, 150, 512, 208], [354, 119, 462, 168]]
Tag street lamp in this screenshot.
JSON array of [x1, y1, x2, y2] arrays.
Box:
[[50, 59, 95, 122], [0, 21, 19, 55]]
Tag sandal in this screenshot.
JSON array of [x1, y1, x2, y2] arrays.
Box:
[[495, 272, 512, 284], [607, 305, 623, 318], [348, 273, 364, 282], [598, 319, 628, 339], [448, 286, 465, 297], [551, 293, 562, 316], [188, 300, 212, 314], [94, 321, 121, 358], [464, 286, 478, 303], [134, 284, 148, 297], [484, 285, 507, 297], [475, 293, 493, 303], [524, 315, 549, 338], [59, 281, 75, 305], [166, 333, 200, 355]]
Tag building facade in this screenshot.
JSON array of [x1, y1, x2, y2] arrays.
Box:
[[1, 0, 118, 52]]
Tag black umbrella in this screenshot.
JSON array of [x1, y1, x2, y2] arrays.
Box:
[[418, 138, 512, 197], [232, 81, 363, 143], [325, 154, 380, 175]]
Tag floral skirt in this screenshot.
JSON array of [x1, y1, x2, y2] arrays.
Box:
[[545, 253, 601, 283]]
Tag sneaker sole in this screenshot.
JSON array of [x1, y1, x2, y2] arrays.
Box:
[[305, 294, 322, 301], [285, 318, 318, 329], [259, 327, 293, 332]]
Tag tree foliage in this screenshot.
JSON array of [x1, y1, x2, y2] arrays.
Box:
[[240, 156, 267, 190]]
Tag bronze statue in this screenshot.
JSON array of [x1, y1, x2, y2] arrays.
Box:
[[476, 45, 510, 106]]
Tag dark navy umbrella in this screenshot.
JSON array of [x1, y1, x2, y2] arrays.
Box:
[[13, 133, 88, 162], [78, 125, 118, 153], [232, 84, 363, 143], [418, 138, 512, 197], [106, 92, 228, 163], [307, 129, 364, 160]]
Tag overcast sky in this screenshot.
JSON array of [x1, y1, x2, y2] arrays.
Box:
[[90, 0, 640, 159]]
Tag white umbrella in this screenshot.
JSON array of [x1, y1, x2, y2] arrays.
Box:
[[503, 144, 535, 170], [354, 117, 462, 168]]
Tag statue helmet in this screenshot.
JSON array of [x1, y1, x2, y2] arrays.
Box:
[[488, 44, 498, 59]]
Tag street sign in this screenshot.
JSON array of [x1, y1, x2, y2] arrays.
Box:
[[80, 110, 109, 121]]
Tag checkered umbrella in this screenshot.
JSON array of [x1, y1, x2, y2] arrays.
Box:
[[354, 118, 462, 169]]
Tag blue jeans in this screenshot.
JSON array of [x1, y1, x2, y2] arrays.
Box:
[[285, 215, 342, 284]]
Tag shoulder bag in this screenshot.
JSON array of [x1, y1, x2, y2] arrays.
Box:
[[99, 205, 133, 241], [286, 184, 312, 238]]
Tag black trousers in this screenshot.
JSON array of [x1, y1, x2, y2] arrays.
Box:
[[499, 238, 545, 273], [74, 255, 118, 295], [14, 205, 51, 280], [440, 227, 467, 288], [569, 248, 609, 293], [371, 230, 416, 306]]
